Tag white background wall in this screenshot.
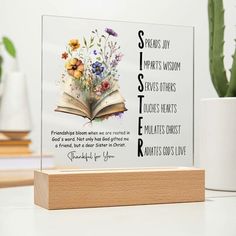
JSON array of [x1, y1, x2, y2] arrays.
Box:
[[0, 0, 235, 166]]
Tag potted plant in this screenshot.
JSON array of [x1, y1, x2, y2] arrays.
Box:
[[200, 0, 236, 190], [0, 36, 16, 97]]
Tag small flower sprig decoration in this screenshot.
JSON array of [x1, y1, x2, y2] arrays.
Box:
[[91, 28, 123, 79], [60, 28, 123, 102]]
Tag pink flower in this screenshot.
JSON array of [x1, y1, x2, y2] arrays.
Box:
[[95, 85, 102, 95]]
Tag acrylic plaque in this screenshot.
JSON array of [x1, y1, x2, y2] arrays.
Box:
[[41, 16, 194, 169]]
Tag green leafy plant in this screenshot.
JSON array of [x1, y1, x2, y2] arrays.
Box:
[[208, 0, 236, 97], [0, 36, 16, 83]]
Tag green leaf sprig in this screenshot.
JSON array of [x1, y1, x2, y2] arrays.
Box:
[[0, 36, 16, 83]]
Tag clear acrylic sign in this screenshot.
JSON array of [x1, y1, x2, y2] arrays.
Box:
[[41, 16, 194, 169]]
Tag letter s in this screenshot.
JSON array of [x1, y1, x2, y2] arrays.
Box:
[[138, 30, 144, 49]]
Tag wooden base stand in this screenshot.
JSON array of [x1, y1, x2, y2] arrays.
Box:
[[34, 168, 205, 209]]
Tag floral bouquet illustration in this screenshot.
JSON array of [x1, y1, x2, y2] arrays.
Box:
[[55, 28, 127, 121]]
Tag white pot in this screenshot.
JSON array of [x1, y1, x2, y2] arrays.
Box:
[[0, 82, 3, 98], [200, 98, 236, 191], [0, 72, 31, 131], [0, 83, 3, 112]]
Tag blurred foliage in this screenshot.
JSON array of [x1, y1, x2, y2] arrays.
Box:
[[0, 37, 16, 83]]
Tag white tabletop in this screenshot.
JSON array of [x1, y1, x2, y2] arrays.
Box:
[[0, 187, 236, 236]]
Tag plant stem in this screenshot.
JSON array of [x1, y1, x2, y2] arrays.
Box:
[[226, 48, 236, 96], [208, 0, 229, 97]]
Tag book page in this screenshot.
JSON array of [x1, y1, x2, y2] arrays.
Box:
[[55, 106, 88, 118], [96, 103, 127, 118], [57, 92, 91, 118], [62, 76, 90, 109], [92, 91, 125, 119], [91, 80, 120, 110]]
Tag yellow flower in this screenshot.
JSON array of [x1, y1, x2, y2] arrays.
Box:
[[84, 77, 92, 88], [68, 39, 80, 51], [65, 58, 84, 79]]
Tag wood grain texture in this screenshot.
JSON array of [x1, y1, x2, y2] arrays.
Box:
[[34, 168, 205, 210]]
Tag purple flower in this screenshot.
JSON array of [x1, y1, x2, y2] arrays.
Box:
[[92, 61, 104, 76], [93, 50, 97, 55], [105, 28, 118, 37], [115, 53, 123, 62], [111, 60, 118, 67], [115, 112, 123, 118]]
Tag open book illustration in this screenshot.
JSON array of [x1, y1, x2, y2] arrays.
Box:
[[55, 28, 127, 121]]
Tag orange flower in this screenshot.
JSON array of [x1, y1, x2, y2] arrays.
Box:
[[61, 52, 68, 59], [68, 39, 80, 51], [65, 58, 84, 79]]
